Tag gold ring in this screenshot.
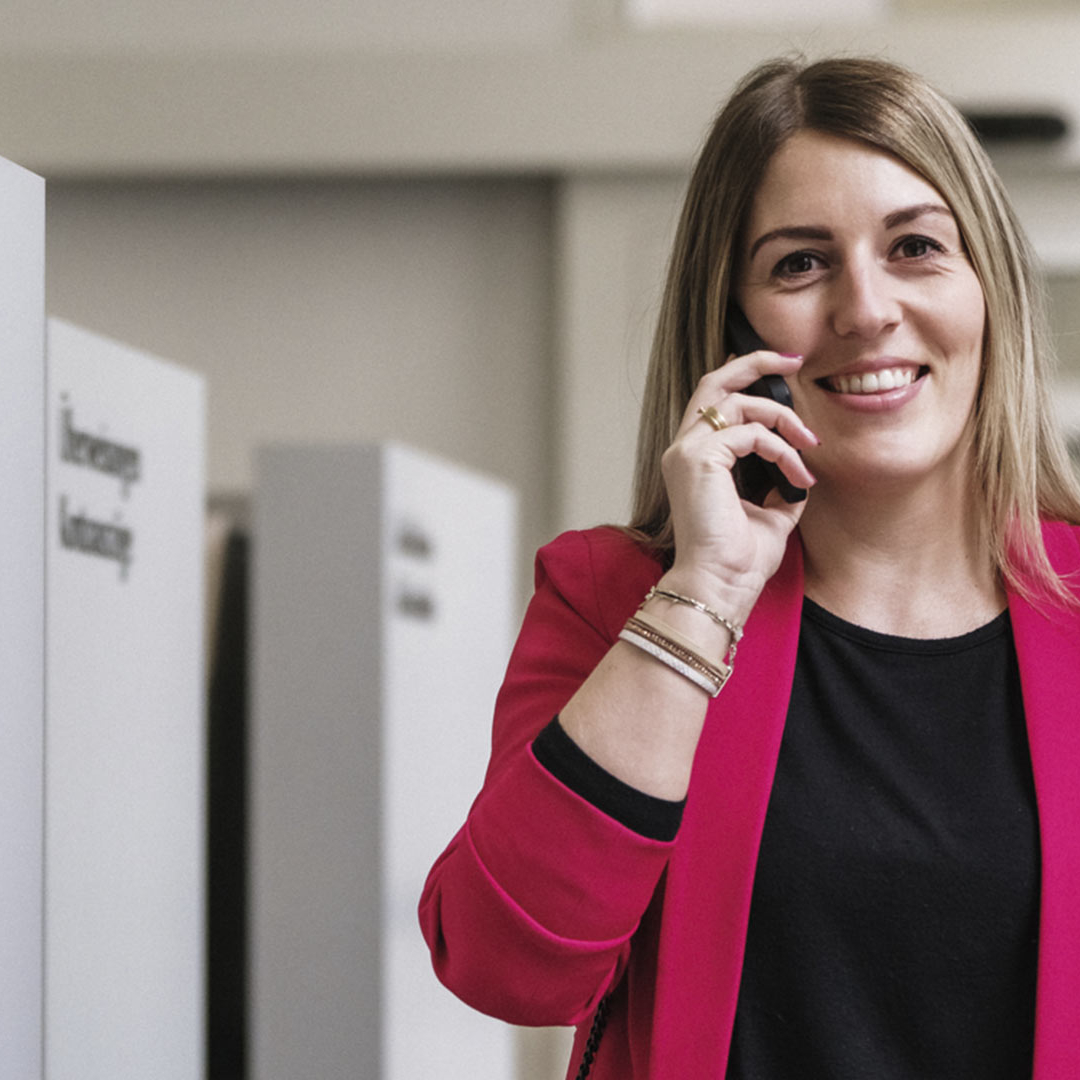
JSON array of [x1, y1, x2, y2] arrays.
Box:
[[697, 406, 728, 432]]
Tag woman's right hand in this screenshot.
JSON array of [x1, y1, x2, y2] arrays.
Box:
[[658, 350, 819, 624], [559, 350, 818, 800]]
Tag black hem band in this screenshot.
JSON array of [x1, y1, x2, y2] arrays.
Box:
[[532, 716, 684, 842]]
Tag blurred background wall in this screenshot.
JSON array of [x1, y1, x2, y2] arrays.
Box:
[[7, 2, 1080, 1077], [8, 0, 1079, 589]]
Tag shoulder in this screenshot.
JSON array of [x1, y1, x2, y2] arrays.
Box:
[[535, 527, 665, 643], [1040, 520, 1080, 576]]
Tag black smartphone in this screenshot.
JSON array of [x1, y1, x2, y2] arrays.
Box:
[[723, 304, 807, 504]]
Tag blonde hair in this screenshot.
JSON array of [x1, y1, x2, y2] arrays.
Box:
[[628, 56, 1080, 603]]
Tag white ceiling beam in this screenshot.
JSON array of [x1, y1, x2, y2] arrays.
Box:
[[1, 15, 1078, 177]]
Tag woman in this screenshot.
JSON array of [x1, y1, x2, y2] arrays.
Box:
[[420, 57, 1080, 1078]]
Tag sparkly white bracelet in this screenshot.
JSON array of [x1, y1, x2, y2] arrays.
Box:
[[624, 615, 733, 693], [618, 626, 729, 698]]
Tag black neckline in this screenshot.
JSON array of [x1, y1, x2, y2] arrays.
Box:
[[800, 596, 1010, 656]]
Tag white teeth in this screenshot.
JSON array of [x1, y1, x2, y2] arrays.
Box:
[[831, 368, 915, 394]]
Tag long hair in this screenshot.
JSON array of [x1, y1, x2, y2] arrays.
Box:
[[628, 56, 1080, 603]]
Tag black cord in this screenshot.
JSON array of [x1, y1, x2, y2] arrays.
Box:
[[573, 996, 611, 1080]]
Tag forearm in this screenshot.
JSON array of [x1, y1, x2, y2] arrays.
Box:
[[559, 567, 754, 801], [420, 529, 683, 1019]]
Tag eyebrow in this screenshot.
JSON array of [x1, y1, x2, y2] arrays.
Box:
[[882, 202, 953, 229], [748, 225, 831, 260], [747, 203, 955, 260]]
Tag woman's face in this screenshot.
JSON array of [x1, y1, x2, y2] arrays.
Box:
[[736, 130, 986, 495]]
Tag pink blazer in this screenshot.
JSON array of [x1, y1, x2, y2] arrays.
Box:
[[420, 523, 1080, 1079]]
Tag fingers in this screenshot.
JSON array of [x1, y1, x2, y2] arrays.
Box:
[[675, 352, 805, 440], [754, 478, 811, 532], [709, 421, 818, 491], [684, 392, 819, 452], [702, 350, 804, 398], [730, 421, 812, 490], [664, 350, 818, 524], [663, 417, 816, 494]]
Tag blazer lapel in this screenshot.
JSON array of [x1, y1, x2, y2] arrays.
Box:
[[1008, 523, 1080, 1078], [649, 535, 804, 1077]]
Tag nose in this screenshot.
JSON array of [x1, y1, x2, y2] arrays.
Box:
[[830, 256, 901, 340]]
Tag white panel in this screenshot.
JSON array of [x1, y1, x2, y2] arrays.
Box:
[[0, 155, 45, 1080], [252, 442, 517, 1080], [45, 319, 205, 1080], [381, 445, 517, 1079]]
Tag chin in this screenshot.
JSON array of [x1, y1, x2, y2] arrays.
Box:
[[814, 445, 971, 497]]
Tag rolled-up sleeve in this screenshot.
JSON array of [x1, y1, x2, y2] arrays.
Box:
[[418, 528, 674, 1025]]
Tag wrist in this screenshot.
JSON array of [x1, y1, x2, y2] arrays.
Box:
[[656, 564, 763, 629], [637, 574, 753, 683]]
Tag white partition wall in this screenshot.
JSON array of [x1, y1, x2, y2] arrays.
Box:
[[45, 319, 206, 1080], [253, 442, 517, 1079], [0, 156, 45, 1080]]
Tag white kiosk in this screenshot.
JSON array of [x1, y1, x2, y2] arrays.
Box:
[[2, 152, 206, 1080], [252, 442, 518, 1079], [45, 319, 206, 1080], [0, 154, 46, 1080]]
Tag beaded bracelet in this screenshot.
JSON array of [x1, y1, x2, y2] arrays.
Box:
[[630, 607, 727, 669], [619, 615, 733, 697]]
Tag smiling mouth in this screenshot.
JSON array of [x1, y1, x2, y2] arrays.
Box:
[[819, 366, 928, 395]]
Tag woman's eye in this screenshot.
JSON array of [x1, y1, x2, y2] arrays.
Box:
[[894, 235, 944, 259], [772, 251, 821, 278]]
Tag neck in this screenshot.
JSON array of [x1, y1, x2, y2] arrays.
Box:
[[798, 469, 1005, 638]]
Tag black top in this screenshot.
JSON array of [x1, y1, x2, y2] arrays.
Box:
[[727, 599, 1039, 1078], [536, 599, 1040, 1076]]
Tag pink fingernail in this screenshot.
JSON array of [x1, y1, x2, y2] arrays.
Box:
[[779, 352, 803, 359]]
